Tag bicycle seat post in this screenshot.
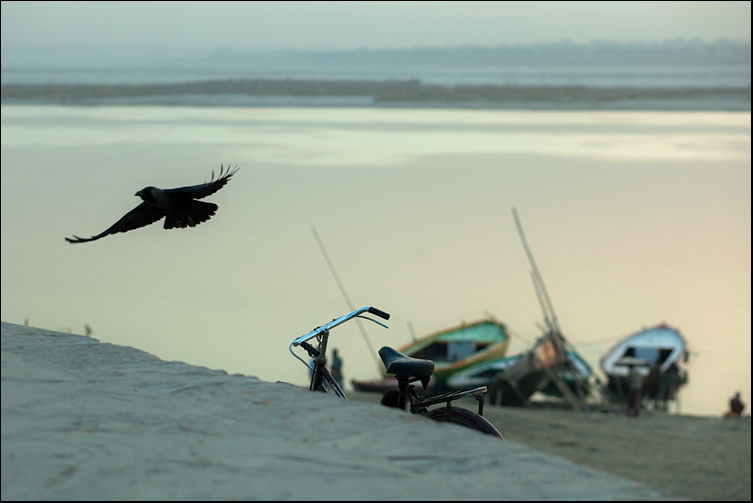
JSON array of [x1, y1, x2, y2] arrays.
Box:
[[396, 376, 411, 410]]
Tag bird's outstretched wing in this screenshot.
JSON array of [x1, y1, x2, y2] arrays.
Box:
[[165, 164, 240, 200], [65, 203, 166, 243]]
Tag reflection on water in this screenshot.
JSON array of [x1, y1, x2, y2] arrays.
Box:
[[1, 105, 750, 416]]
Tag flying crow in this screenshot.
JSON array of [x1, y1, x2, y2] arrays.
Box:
[[66, 164, 239, 244]]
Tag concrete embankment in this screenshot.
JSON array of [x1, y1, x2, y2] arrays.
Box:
[[1, 322, 670, 500]]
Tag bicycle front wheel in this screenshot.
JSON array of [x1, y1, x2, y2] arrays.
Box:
[[425, 406, 504, 439]]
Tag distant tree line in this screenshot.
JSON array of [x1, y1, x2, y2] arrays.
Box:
[[2, 79, 750, 106]]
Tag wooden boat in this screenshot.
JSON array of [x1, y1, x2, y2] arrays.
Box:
[[538, 349, 592, 398], [352, 318, 510, 393], [470, 208, 590, 410], [600, 323, 687, 376], [446, 348, 591, 398], [599, 323, 689, 397], [475, 208, 596, 409], [350, 375, 435, 393], [481, 330, 594, 406], [396, 319, 511, 391]]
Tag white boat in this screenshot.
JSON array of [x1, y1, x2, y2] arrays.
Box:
[[600, 323, 687, 378], [599, 323, 689, 402]]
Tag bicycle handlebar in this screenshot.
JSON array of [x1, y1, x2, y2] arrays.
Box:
[[367, 306, 390, 320], [291, 306, 390, 347]]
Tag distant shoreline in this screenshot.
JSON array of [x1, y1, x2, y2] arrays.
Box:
[[2, 79, 750, 110]]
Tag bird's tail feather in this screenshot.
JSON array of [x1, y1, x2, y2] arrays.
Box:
[[164, 200, 218, 229]]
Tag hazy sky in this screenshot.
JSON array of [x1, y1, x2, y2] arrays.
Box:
[[1, 1, 750, 51]]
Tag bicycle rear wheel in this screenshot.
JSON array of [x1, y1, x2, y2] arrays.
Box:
[[425, 406, 504, 439]]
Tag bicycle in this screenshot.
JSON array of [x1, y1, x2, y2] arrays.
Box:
[[289, 307, 504, 438]]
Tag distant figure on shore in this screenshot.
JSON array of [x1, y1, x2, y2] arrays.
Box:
[[656, 362, 679, 411], [330, 348, 343, 388], [627, 364, 643, 417], [645, 362, 662, 408], [724, 392, 745, 419]]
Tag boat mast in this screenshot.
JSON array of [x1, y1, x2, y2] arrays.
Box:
[[311, 226, 382, 371], [512, 207, 560, 333], [531, 271, 553, 333], [511, 208, 592, 410]]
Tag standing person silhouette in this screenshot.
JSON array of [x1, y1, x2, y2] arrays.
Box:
[[331, 348, 344, 389], [627, 364, 643, 417]]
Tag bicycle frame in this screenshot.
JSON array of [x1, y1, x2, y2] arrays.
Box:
[[289, 307, 503, 438], [410, 384, 488, 416], [290, 306, 390, 400], [307, 328, 348, 399]]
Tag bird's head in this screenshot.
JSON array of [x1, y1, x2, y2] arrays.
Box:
[[136, 187, 158, 204]]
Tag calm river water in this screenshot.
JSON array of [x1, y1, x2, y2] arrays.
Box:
[[1, 105, 750, 416]]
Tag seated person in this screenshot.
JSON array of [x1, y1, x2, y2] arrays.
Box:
[[724, 392, 745, 419]]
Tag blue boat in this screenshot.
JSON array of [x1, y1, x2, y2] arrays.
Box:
[[447, 346, 592, 398]]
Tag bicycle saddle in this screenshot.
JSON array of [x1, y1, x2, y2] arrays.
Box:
[[378, 346, 435, 378]]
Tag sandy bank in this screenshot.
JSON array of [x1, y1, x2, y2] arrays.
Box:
[[1, 322, 670, 500], [2, 79, 749, 110], [349, 392, 751, 501]]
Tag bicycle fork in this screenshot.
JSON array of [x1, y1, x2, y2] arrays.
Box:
[[301, 329, 347, 400]]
